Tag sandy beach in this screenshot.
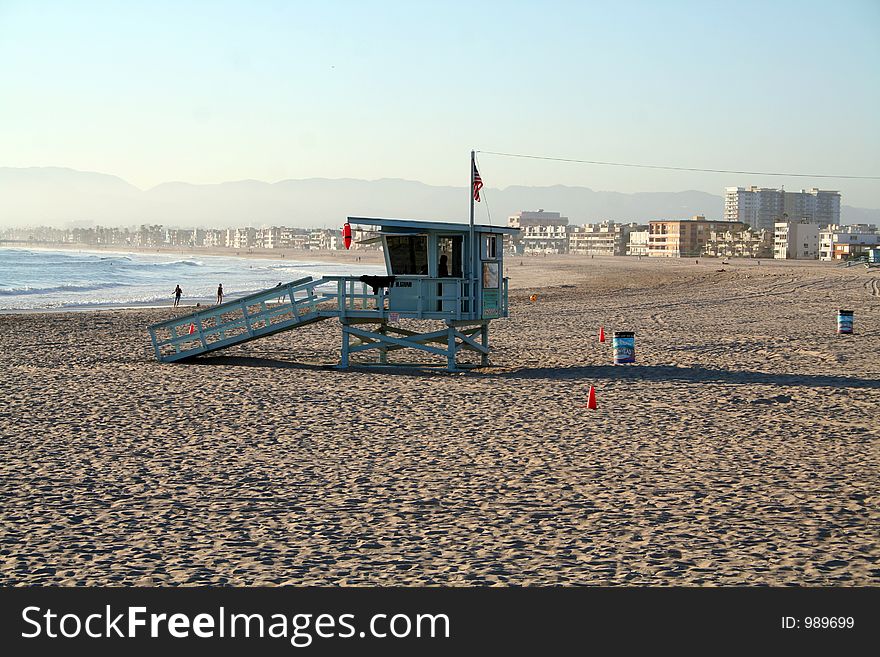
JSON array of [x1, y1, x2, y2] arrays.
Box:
[[1, 255, 877, 586]]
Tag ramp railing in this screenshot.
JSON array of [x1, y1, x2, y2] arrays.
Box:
[[148, 276, 335, 362]]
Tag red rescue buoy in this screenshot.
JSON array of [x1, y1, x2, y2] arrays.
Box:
[[342, 222, 352, 250]]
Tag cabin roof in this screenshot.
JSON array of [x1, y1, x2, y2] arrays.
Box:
[[347, 216, 519, 235]]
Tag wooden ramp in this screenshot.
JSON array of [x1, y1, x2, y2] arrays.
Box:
[[148, 277, 336, 362]]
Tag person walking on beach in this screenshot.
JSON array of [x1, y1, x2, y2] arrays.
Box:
[[216, 283, 224, 305], [173, 284, 182, 308]]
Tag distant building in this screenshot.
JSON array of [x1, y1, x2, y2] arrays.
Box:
[[648, 216, 739, 257], [164, 229, 200, 247], [784, 188, 841, 226], [227, 227, 256, 249], [203, 229, 225, 248], [275, 227, 306, 248], [520, 224, 570, 254], [350, 225, 381, 250], [626, 229, 649, 257], [308, 229, 339, 250], [725, 186, 840, 231], [257, 226, 282, 249], [507, 210, 569, 228], [773, 221, 819, 259], [818, 224, 879, 261], [725, 187, 784, 231], [288, 232, 309, 249], [703, 224, 772, 258], [135, 224, 164, 247], [568, 221, 637, 256], [508, 210, 569, 254], [505, 210, 569, 253]]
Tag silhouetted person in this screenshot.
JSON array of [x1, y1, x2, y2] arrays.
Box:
[[216, 283, 224, 305], [439, 254, 449, 277], [173, 284, 182, 308]]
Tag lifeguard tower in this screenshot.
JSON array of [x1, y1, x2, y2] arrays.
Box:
[[147, 216, 519, 371]]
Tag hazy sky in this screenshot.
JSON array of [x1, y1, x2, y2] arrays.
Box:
[[1, 0, 879, 206]]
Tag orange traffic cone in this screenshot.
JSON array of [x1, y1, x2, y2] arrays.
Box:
[[598, 326, 605, 343], [586, 386, 597, 409], [188, 322, 196, 335]]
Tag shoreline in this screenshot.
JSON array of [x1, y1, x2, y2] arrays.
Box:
[[0, 241, 386, 265], [0, 300, 218, 315]]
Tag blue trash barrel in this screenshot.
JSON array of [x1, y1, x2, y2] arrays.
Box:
[[837, 310, 854, 335], [613, 331, 635, 364]]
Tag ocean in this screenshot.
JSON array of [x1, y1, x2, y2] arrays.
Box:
[[0, 247, 384, 311]]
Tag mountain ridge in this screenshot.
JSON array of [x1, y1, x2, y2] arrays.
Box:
[[1, 167, 877, 228]]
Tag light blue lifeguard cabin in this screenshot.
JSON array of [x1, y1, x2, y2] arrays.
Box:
[[148, 217, 519, 371]]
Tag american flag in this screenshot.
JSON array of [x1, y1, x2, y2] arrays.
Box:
[[472, 161, 483, 202]]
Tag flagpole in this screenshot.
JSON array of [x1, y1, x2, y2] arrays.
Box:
[[469, 149, 476, 316]]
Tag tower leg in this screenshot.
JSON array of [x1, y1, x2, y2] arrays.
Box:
[[481, 322, 490, 367], [447, 325, 457, 371], [378, 323, 388, 365], [341, 324, 350, 368]]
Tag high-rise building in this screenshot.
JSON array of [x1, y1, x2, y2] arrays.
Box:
[[783, 188, 841, 226], [725, 187, 840, 231], [724, 187, 783, 231]]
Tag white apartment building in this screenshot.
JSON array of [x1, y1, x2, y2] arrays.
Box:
[[726, 187, 840, 231], [773, 221, 819, 259], [725, 187, 784, 231], [626, 229, 649, 256], [308, 229, 339, 250], [508, 210, 569, 254], [521, 224, 570, 254], [507, 210, 569, 229], [225, 227, 256, 249], [818, 224, 879, 261], [287, 232, 309, 249], [277, 227, 303, 248], [203, 229, 225, 248], [568, 221, 638, 256], [163, 229, 193, 247], [702, 225, 772, 258], [257, 226, 282, 249]]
